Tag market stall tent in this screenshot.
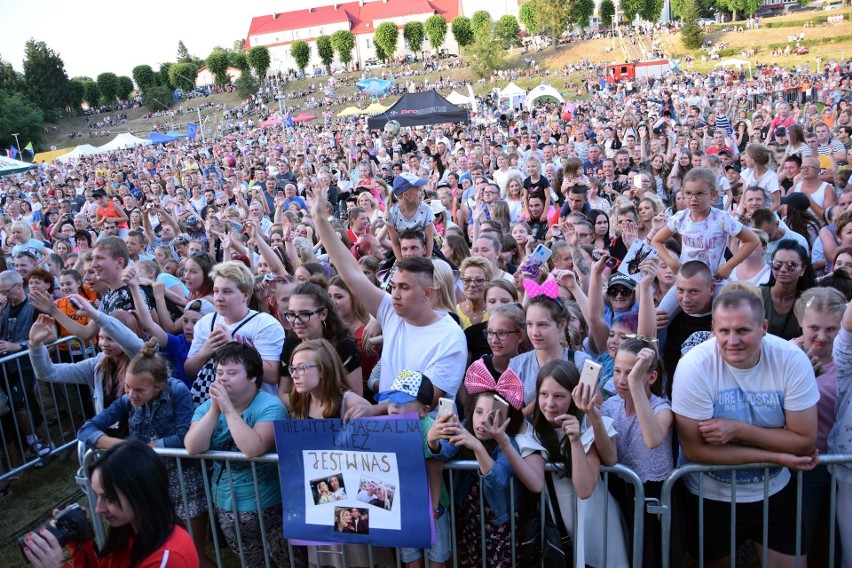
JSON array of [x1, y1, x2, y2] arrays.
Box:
[[446, 91, 472, 106], [714, 58, 753, 79], [146, 132, 183, 145], [367, 90, 469, 130], [498, 82, 527, 109], [32, 147, 73, 163], [525, 83, 565, 109], [98, 133, 152, 151], [337, 106, 362, 117], [56, 144, 103, 162], [0, 156, 37, 176]]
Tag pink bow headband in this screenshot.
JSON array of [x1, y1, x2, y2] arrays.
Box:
[[464, 359, 525, 410], [523, 278, 560, 300]]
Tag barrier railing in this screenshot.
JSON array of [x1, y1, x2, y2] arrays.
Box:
[[77, 449, 647, 568], [0, 337, 96, 483], [653, 454, 852, 568]]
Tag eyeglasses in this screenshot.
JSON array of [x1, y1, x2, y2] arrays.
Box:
[[288, 364, 318, 377], [607, 287, 633, 298], [461, 278, 487, 287], [483, 329, 520, 341], [770, 260, 801, 271], [284, 309, 323, 324], [683, 191, 708, 199]]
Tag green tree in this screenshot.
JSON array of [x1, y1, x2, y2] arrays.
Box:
[[331, 30, 356, 66], [229, 51, 248, 71], [671, 0, 716, 17], [117, 76, 134, 100], [639, 0, 666, 21], [0, 89, 43, 150], [519, 2, 538, 34], [132, 64, 156, 90], [0, 57, 26, 94], [96, 72, 119, 103], [451, 16, 475, 47], [570, 0, 596, 27], [495, 15, 521, 48], [374, 22, 399, 61], [206, 48, 231, 85], [158, 62, 174, 89], [424, 15, 448, 52], [82, 80, 100, 108], [528, 0, 570, 47], [169, 62, 197, 91], [66, 79, 85, 111], [247, 46, 271, 79], [142, 84, 173, 111], [22, 39, 70, 118], [680, 0, 704, 49], [470, 10, 493, 35], [403, 21, 425, 53], [621, 0, 641, 22], [290, 41, 311, 75], [599, 0, 616, 26], [176, 40, 191, 63], [716, 0, 761, 21], [235, 72, 260, 97], [233, 39, 246, 52], [316, 35, 335, 74], [464, 20, 505, 78]]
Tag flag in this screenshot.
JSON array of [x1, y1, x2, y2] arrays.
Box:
[[7, 147, 17, 160], [285, 111, 294, 128], [187, 123, 198, 140], [24, 142, 34, 156]]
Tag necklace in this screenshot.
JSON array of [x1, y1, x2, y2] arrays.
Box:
[[466, 300, 485, 321], [771, 289, 797, 303]]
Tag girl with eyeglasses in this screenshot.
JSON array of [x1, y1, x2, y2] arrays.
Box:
[[286, 339, 391, 568], [278, 283, 362, 408], [761, 240, 816, 340]]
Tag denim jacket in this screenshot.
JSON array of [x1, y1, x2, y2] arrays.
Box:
[[435, 425, 521, 524], [78, 378, 193, 449]]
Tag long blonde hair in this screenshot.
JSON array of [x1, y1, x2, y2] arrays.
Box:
[[431, 259, 458, 313]]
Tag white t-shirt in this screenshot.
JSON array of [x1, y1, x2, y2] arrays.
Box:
[[667, 207, 744, 275], [376, 294, 466, 398], [740, 168, 780, 195], [188, 310, 286, 395], [672, 333, 819, 502]]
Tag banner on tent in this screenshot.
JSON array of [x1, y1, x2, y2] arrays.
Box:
[[274, 415, 431, 548]]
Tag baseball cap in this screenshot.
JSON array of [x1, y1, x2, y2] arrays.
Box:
[[775, 126, 787, 136], [428, 200, 446, 216], [185, 298, 216, 316], [185, 214, 201, 226], [781, 192, 810, 212], [607, 272, 636, 291], [376, 370, 434, 406], [173, 234, 190, 245], [92, 189, 107, 198], [392, 172, 427, 196]]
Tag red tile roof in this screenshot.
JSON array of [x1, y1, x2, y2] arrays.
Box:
[[245, 0, 460, 48]]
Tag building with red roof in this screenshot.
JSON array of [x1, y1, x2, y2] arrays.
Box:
[[243, 0, 516, 75]]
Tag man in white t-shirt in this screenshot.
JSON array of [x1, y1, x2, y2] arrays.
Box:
[[672, 290, 819, 567], [311, 179, 466, 408], [186, 261, 285, 399]]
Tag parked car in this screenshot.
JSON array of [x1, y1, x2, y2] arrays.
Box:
[[364, 58, 385, 69], [438, 50, 458, 60]]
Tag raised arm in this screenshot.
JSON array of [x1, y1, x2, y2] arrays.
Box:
[[586, 255, 612, 355], [247, 219, 287, 275], [311, 179, 386, 317]]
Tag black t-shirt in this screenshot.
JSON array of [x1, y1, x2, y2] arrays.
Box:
[[280, 334, 361, 378], [529, 219, 549, 242], [465, 322, 491, 364], [523, 176, 550, 201], [99, 285, 155, 316], [663, 311, 713, 383]]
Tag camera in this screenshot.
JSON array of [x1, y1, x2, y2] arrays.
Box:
[[18, 504, 93, 555]]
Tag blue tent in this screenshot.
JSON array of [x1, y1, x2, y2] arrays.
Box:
[[146, 132, 181, 145], [166, 130, 188, 139]]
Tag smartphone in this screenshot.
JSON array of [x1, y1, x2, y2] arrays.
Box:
[[606, 257, 621, 270], [521, 243, 553, 278], [491, 395, 510, 422], [579, 360, 602, 390], [69, 298, 83, 310], [437, 397, 457, 420], [633, 175, 643, 189]]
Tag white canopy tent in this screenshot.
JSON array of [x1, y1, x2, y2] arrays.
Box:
[[498, 82, 527, 109], [446, 90, 472, 106], [0, 156, 36, 176], [714, 58, 752, 79], [56, 144, 103, 163], [97, 133, 152, 152], [525, 83, 565, 109]]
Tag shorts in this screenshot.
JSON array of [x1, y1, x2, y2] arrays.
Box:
[[399, 507, 451, 564], [689, 478, 800, 561]]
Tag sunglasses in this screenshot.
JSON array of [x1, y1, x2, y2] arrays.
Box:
[[770, 260, 801, 271], [607, 287, 633, 298]]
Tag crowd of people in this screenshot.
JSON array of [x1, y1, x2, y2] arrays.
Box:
[[2, 54, 852, 568]]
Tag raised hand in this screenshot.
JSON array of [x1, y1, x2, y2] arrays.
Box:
[[29, 314, 58, 347]]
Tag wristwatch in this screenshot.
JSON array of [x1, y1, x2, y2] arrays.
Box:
[[19, 341, 27, 350]]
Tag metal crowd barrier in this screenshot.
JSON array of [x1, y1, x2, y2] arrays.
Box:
[[654, 454, 852, 568], [0, 337, 96, 482], [77, 449, 647, 568]]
